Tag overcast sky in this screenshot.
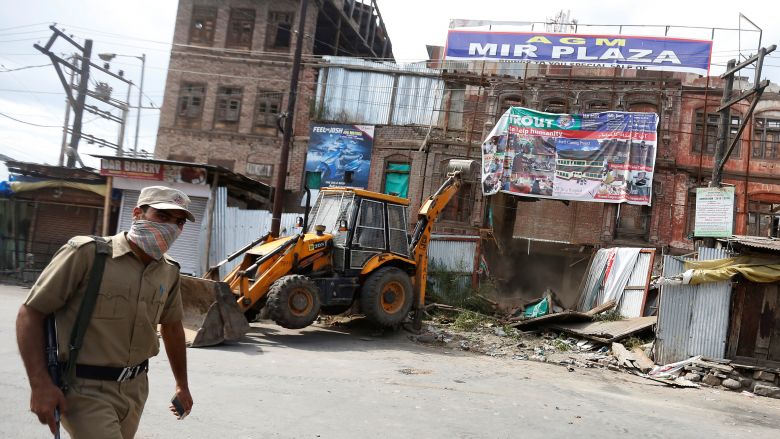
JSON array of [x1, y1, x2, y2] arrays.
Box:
[[1, 0, 778, 181]]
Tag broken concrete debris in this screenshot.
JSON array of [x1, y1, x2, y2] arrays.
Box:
[[414, 300, 780, 401]]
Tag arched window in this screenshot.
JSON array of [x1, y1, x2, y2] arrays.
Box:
[[498, 94, 523, 117], [693, 109, 742, 157], [751, 116, 780, 161], [382, 156, 411, 198], [543, 98, 567, 114]]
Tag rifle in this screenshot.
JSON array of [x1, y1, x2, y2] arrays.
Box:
[[44, 315, 61, 439]]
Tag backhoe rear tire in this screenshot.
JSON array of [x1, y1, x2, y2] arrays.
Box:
[[267, 275, 321, 329], [361, 267, 413, 327]]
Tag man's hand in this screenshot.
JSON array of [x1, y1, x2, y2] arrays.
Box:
[[30, 381, 67, 434], [168, 384, 193, 419]]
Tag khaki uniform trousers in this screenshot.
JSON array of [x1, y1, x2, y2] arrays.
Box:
[[62, 373, 149, 439]]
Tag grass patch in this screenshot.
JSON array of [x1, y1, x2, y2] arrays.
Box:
[[592, 309, 625, 322], [453, 310, 498, 331], [622, 336, 652, 351], [552, 338, 571, 351]]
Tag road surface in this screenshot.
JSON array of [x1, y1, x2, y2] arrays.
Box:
[[1, 282, 778, 438]]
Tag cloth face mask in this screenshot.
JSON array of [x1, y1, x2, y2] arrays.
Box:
[[127, 220, 182, 260]]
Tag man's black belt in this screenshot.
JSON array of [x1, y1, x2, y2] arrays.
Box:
[[62, 360, 149, 382]]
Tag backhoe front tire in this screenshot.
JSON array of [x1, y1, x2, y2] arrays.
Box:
[[361, 267, 414, 327], [267, 275, 321, 329]]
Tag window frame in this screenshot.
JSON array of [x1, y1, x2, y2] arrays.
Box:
[[188, 6, 217, 46], [693, 110, 742, 157], [225, 8, 255, 50], [266, 11, 294, 50], [383, 161, 411, 199], [752, 117, 780, 161], [175, 82, 206, 127], [253, 90, 283, 129], [214, 86, 243, 130]]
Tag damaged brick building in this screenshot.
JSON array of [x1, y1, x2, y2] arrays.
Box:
[[153, 5, 780, 305], [155, 0, 393, 200]]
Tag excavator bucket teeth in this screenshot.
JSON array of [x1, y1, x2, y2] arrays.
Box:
[[180, 276, 250, 348]]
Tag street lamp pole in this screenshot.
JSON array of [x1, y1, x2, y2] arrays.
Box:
[[133, 53, 146, 155]]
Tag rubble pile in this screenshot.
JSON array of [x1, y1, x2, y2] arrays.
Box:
[[411, 314, 647, 372], [410, 309, 780, 401]]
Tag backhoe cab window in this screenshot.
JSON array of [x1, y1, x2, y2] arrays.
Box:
[[307, 193, 355, 244]]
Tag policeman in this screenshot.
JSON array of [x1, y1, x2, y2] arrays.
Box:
[[16, 186, 195, 438]]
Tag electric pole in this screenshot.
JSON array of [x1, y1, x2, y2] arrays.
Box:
[[58, 54, 76, 166], [36, 25, 133, 165], [270, 0, 310, 237], [704, 44, 776, 247], [67, 39, 92, 167], [133, 53, 146, 155]]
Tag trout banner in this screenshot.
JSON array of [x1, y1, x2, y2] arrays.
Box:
[[481, 107, 659, 205]]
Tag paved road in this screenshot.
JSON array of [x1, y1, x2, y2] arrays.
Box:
[[2, 282, 779, 439]]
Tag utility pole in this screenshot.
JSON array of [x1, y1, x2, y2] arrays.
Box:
[[58, 54, 76, 166], [270, 0, 310, 237], [704, 44, 776, 247], [36, 26, 132, 165], [133, 53, 146, 155], [67, 39, 92, 167], [116, 81, 133, 156]]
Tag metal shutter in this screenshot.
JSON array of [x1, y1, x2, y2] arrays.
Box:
[[118, 190, 208, 276], [32, 203, 101, 269]]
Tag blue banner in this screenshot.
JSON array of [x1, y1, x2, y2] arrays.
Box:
[[305, 124, 374, 189], [446, 31, 712, 75]]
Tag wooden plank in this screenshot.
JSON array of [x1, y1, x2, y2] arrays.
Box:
[[736, 283, 763, 358], [768, 284, 780, 362], [756, 284, 778, 359], [726, 282, 746, 359], [584, 299, 616, 316]]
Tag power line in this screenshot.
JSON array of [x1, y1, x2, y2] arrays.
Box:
[[0, 63, 50, 72], [0, 111, 60, 128], [0, 22, 51, 32]]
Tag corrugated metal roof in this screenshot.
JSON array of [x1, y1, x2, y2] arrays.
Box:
[[720, 235, 780, 252], [211, 187, 299, 277], [656, 247, 732, 364]]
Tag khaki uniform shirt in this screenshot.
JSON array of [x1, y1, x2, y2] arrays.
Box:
[[25, 233, 183, 367]]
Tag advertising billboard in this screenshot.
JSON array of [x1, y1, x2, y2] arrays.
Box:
[[445, 30, 712, 75], [305, 124, 374, 189], [482, 107, 659, 205]]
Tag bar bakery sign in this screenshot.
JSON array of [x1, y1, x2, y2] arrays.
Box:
[[100, 159, 207, 185]]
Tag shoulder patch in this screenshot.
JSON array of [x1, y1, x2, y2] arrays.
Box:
[[162, 254, 181, 268], [66, 236, 96, 248]]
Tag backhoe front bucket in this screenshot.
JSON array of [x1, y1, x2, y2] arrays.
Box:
[[180, 275, 250, 348]]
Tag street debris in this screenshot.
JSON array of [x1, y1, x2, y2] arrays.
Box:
[[409, 301, 780, 401]]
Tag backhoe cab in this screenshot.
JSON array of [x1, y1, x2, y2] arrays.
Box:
[[182, 159, 475, 347]]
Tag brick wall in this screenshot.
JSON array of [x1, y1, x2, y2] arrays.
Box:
[[156, 0, 318, 189]]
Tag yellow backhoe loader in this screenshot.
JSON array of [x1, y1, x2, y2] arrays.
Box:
[[181, 159, 475, 347]]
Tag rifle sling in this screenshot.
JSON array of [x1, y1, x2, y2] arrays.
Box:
[[62, 236, 111, 392]]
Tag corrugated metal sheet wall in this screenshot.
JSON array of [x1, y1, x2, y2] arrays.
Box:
[[316, 57, 445, 126], [618, 251, 653, 318], [211, 187, 299, 277], [427, 239, 477, 302], [656, 247, 732, 364], [428, 239, 476, 273]]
